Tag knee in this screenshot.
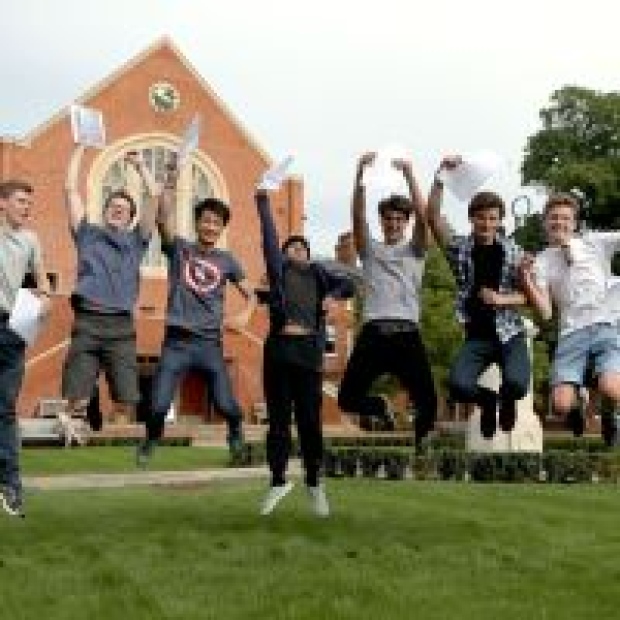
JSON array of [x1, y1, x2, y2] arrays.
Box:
[[552, 388, 576, 417], [597, 374, 620, 402]]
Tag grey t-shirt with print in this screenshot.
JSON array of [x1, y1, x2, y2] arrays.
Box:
[[162, 237, 245, 338], [359, 226, 426, 324], [0, 227, 42, 314]]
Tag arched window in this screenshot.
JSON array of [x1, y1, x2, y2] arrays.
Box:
[[100, 144, 216, 268]]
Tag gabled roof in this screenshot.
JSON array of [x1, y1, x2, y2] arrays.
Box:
[[22, 36, 272, 163]]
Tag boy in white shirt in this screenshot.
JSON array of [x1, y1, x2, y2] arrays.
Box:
[[521, 193, 620, 445]]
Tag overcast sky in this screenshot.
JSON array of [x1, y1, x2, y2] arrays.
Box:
[[2, 0, 619, 254]]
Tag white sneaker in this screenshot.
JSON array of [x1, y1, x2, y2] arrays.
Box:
[[307, 484, 330, 518], [260, 481, 295, 516]]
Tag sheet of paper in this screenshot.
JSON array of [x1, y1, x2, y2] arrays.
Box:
[[257, 155, 294, 191], [439, 150, 502, 203], [177, 114, 201, 167], [70, 104, 106, 148], [9, 288, 44, 346]]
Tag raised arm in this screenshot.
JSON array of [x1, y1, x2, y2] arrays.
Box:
[[427, 155, 463, 248], [254, 189, 284, 286], [352, 152, 376, 257], [392, 158, 430, 250], [64, 145, 87, 233], [156, 157, 179, 247], [124, 150, 161, 239]]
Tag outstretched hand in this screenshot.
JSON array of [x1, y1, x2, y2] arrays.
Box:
[[438, 154, 463, 172], [392, 158, 412, 177], [124, 150, 145, 171]]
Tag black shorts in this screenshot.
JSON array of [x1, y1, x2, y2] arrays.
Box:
[[61, 311, 139, 404]]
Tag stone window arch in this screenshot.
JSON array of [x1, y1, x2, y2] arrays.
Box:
[[86, 133, 229, 273]]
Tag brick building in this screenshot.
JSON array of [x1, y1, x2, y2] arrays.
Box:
[[1, 38, 351, 425]]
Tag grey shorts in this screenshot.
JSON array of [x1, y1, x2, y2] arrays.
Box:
[[61, 311, 139, 405]]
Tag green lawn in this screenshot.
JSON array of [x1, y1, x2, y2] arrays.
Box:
[[21, 445, 230, 475], [1, 480, 620, 619]]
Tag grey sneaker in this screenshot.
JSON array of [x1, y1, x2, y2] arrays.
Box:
[[1, 486, 24, 518], [260, 481, 295, 516], [307, 484, 330, 518], [136, 439, 156, 469]]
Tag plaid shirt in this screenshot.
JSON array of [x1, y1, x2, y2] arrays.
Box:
[[444, 233, 525, 343]]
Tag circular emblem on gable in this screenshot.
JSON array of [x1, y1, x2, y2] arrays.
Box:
[[149, 81, 180, 112]]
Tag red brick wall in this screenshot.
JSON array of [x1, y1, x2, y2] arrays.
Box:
[[3, 40, 349, 424]]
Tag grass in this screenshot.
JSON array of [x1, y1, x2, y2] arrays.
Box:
[[1, 480, 620, 619], [21, 445, 231, 476]]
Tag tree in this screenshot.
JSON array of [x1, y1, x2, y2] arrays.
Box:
[[420, 247, 463, 391], [520, 85, 620, 410], [521, 85, 620, 229]]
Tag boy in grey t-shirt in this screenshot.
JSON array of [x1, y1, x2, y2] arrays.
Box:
[[0, 180, 51, 517], [136, 159, 256, 465], [337, 153, 437, 446]]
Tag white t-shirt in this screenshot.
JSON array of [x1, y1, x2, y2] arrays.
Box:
[[534, 232, 620, 336], [359, 226, 426, 324], [606, 276, 620, 324], [0, 226, 42, 314]]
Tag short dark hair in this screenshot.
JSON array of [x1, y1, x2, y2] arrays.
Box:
[[282, 234, 310, 257], [0, 179, 33, 199], [468, 191, 505, 219], [103, 190, 137, 220], [543, 192, 579, 218], [194, 198, 230, 226], [378, 194, 412, 218]]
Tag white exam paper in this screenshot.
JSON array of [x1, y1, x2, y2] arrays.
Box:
[[439, 150, 502, 203], [177, 114, 201, 167], [257, 156, 294, 191], [70, 104, 106, 149], [9, 289, 44, 345]]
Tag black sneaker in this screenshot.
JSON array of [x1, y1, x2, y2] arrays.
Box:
[[601, 412, 617, 448], [498, 398, 517, 433], [414, 413, 434, 449], [1, 487, 25, 518], [479, 392, 497, 439], [136, 439, 156, 468], [85, 397, 103, 432], [565, 405, 585, 438]]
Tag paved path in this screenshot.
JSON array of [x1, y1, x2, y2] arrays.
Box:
[[24, 463, 301, 491]]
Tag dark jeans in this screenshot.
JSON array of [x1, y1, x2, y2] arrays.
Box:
[[263, 335, 323, 487], [0, 324, 26, 494], [337, 321, 437, 428], [147, 329, 242, 441], [448, 334, 530, 409]]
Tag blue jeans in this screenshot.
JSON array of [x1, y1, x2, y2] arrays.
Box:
[[147, 329, 243, 441], [449, 334, 530, 408], [0, 324, 26, 494]]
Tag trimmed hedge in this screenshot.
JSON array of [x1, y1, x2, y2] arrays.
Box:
[[320, 448, 620, 483]]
